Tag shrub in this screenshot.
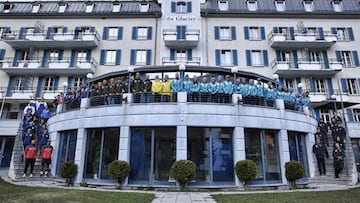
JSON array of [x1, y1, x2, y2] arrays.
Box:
[[60, 161, 78, 186], [107, 160, 131, 188], [235, 160, 257, 188], [170, 160, 195, 189], [285, 161, 305, 189]]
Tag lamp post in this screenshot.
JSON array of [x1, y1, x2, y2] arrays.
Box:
[[62, 81, 68, 94], [179, 63, 186, 82], [231, 67, 238, 84], [86, 73, 94, 98], [62, 81, 68, 112], [297, 82, 303, 95], [272, 74, 279, 88], [330, 94, 338, 114]]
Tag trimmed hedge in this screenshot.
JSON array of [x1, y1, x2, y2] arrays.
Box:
[[285, 161, 305, 189], [170, 160, 195, 189], [235, 160, 257, 188], [60, 161, 78, 186], [107, 160, 131, 188]]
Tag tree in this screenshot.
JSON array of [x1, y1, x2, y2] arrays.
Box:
[[235, 160, 257, 189], [107, 160, 131, 189], [285, 161, 305, 189], [170, 160, 196, 189]]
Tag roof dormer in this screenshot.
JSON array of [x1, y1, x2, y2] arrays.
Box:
[[139, 3, 149, 12], [85, 1, 94, 13], [1, 2, 13, 13], [303, 0, 314, 12], [58, 1, 68, 13], [274, 0, 286, 12], [32, 1, 41, 13], [247, 0, 258, 11], [112, 1, 121, 12]]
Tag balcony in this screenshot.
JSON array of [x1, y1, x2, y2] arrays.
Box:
[[162, 57, 201, 65], [271, 58, 342, 77], [0, 57, 97, 76], [1, 30, 100, 49], [163, 29, 200, 48], [268, 31, 337, 49]]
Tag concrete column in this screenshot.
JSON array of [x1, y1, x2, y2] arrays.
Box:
[[232, 94, 242, 104], [275, 99, 285, 109], [49, 131, 59, 176], [80, 98, 89, 109], [123, 93, 132, 104], [178, 92, 187, 103], [233, 127, 245, 187], [74, 128, 87, 184], [176, 126, 187, 160], [119, 126, 130, 162], [307, 132, 316, 178], [278, 129, 290, 185]]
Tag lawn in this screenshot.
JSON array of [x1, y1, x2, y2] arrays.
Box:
[[213, 187, 360, 203], [0, 177, 155, 203]]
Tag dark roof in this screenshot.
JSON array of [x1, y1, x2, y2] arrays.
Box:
[[201, 0, 360, 17], [0, 1, 161, 17]]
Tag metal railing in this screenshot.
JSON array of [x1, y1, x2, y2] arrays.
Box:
[[0, 57, 98, 68], [268, 30, 337, 41], [271, 58, 342, 69], [161, 57, 201, 65], [89, 95, 123, 107]]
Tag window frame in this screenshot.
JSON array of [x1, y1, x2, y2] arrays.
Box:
[[105, 50, 117, 65], [85, 2, 94, 13], [251, 50, 263, 66], [249, 26, 261, 40], [313, 79, 326, 93], [112, 3, 121, 12], [139, 3, 149, 12], [332, 1, 343, 12], [58, 3, 67, 13], [176, 1, 187, 13], [137, 27, 148, 40], [136, 50, 147, 65], [219, 27, 231, 40], [347, 78, 359, 95], [32, 3, 41, 13], [354, 109, 360, 122], [108, 27, 119, 40], [43, 77, 54, 91]]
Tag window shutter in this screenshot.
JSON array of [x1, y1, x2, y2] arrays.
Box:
[[86, 50, 91, 61], [118, 27, 123, 40], [347, 27, 354, 41], [70, 50, 76, 67], [58, 50, 64, 60], [63, 27, 68, 33], [67, 76, 73, 88], [340, 78, 348, 93], [36, 77, 44, 98], [12, 50, 20, 66], [53, 76, 59, 91], [293, 51, 298, 68], [276, 50, 281, 61], [0, 49, 5, 60], [102, 27, 109, 40], [215, 49, 221, 66], [262, 50, 268, 66], [89, 26, 95, 33], [41, 50, 49, 67], [314, 109, 321, 121], [177, 26, 186, 39], [74, 26, 80, 39], [352, 51, 359, 66], [289, 27, 295, 40], [170, 49, 175, 61], [115, 49, 121, 65], [19, 27, 26, 39], [335, 51, 342, 62], [232, 49, 238, 66], [279, 77, 285, 86], [231, 26, 236, 40], [310, 78, 315, 92], [46, 27, 53, 39], [246, 50, 251, 66], [187, 2, 192, 12], [100, 50, 106, 65], [260, 27, 265, 40], [147, 27, 152, 40], [244, 26, 249, 40], [130, 49, 136, 65], [317, 27, 324, 40], [214, 26, 220, 40], [146, 50, 151, 65], [327, 78, 334, 96], [6, 76, 14, 97], [132, 27, 137, 40], [322, 51, 329, 69], [171, 2, 176, 12], [331, 27, 337, 34], [346, 109, 354, 122], [187, 49, 193, 61], [272, 27, 279, 33]]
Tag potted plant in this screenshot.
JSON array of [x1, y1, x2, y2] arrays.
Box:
[[107, 160, 131, 189], [235, 160, 257, 189], [170, 160, 195, 190], [60, 161, 78, 186], [285, 161, 305, 189]]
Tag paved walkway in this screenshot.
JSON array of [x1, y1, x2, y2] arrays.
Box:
[[0, 168, 358, 203]]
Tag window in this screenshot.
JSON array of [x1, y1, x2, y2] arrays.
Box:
[[176, 1, 187, 13], [108, 28, 118, 40], [85, 2, 94, 13], [14, 77, 26, 91], [247, 0, 258, 11], [49, 50, 59, 61], [314, 79, 326, 93], [246, 50, 268, 66], [43, 77, 54, 91], [354, 109, 360, 122], [307, 51, 321, 62], [332, 1, 343, 12], [220, 50, 232, 66], [249, 27, 261, 40], [320, 109, 331, 124], [139, 3, 149, 12], [278, 51, 291, 61], [77, 50, 87, 62], [32, 3, 40, 13], [112, 2, 121, 12], [334, 27, 354, 41], [341, 51, 353, 66], [303, 0, 314, 12], [58, 3, 67, 13], [73, 77, 84, 88], [284, 79, 296, 90], [105, 50, 116, 64], [219, 27, 231, 40], [274, 0, 286, 11], [137, 27, 148, 40], [251, 51, 262, 66], [218, 0, 229, 11], [336, 28, 347, 40], [174, 50, 187, 62], [136, 50, 147, 64], [347, 79, 359, 95], [3, 3, 11, 13]]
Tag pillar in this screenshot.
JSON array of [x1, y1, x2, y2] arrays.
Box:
[[279, 129, 290, 185], [74, 128, 87, 184], [176, 126, 187, 160], [233, 126, 245, 187], [119, 126, 130, 162]]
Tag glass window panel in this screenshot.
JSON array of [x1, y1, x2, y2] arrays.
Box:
[[108, 28, 118, 40], [106, 50, 116, 64], [56, 130, 77, 176], [137, 27, 148, 39], [136, 50, 147, 64], [251, 51, 262, 65], [112, 3, 121, 12], [129, 128, 151, 182], [219, 27, 231, 40], [245, 129, 264, 181], [100, 128, 120, 179]]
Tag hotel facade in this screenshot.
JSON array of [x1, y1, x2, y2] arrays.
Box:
[[1, 0, 360, 187]]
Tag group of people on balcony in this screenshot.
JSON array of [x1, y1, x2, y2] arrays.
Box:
[[87, 72, 311, 108], [22, 97, 53, 178], [313, 112, 346, 179]]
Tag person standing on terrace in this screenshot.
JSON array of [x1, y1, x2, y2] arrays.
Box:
[[171, 72, 182, 102], [161, 75, 172, 102], [223, 75, 233, 103], [152, 75, 163, 102], [131, 72, 144, 103]]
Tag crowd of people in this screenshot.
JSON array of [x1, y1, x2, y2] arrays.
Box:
[[313, 112, 346, 179], [22, 97, 53, 178], [85, 72, 311, 107]]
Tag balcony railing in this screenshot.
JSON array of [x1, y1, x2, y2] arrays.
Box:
[[162, 57, 201, 65], [271, 58, 342, 76], [1, 30, 100, 48], [163, 29, 200, 48], [0, 57, 97, 75], [268, 30, 337, 49]]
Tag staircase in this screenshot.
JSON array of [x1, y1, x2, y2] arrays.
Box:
[[8, 122, 50, 181], [311, 129, 358, 186]]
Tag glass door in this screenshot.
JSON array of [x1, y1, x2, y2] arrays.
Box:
[[0, 137, 14, 167], [56, 130, 77, 175], [288, 132, 309, 179]]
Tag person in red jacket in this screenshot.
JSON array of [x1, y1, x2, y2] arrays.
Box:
[[40, 140, 53, 177], [23, 140, 37, 178]]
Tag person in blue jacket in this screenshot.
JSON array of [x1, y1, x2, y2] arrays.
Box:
[[199, 77, 209, 102], [223, 75, 233, 103], [190, 76, 200, 102], [207, 77, 219, 103], [171, 72, 183, 101]]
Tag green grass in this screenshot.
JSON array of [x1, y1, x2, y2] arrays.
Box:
[[0, 177, 155, 203], [213, 187, 360, 203]]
